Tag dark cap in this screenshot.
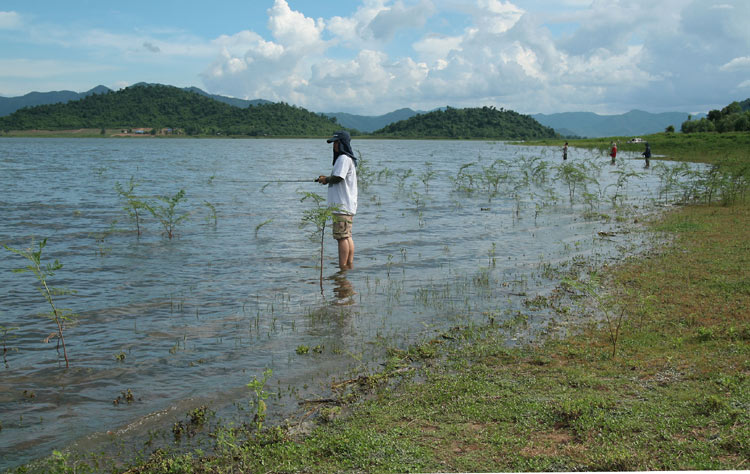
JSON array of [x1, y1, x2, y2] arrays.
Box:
[[327, 130, 351, 143]]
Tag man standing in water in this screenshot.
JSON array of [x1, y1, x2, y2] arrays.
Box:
[[609, 141, 617, 165], [642, 142, 651, 168], [317, 131, 358, 271]]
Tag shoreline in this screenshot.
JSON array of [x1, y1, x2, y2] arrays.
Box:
[[14, 206, 749, 473], [6, 140, 748, 473]]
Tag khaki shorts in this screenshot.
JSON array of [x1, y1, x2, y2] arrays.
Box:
[[332, 214, 353, 240]]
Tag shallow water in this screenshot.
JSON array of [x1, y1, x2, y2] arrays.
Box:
[[0, 138, 698, 469]]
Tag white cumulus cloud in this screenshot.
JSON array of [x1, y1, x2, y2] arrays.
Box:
[[721, 56, 750, 71], [364, 0, 436, 41], [6, 0, 745, 114]]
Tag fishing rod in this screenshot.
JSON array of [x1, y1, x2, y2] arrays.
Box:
[[247, 178, 322, 192], [245, 179, 318, 183]]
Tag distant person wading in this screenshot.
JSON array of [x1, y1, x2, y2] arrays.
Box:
[[609, 142, 617, 165], [317, 131, 358, 271]]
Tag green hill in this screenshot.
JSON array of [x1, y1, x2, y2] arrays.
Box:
[[372, 106, 558, 140], [0, 84, 343, 137]]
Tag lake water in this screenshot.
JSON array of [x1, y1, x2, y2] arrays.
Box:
[[0, 138, 696, 469]]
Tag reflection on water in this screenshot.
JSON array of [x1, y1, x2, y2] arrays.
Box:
[[331, 272, 356, 306], [0, 138, 703, 469]]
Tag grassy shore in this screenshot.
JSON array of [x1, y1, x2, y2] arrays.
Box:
[[521, 131, 750, 165], [12, 138, 750, 473], [107, 203, 747, 474]]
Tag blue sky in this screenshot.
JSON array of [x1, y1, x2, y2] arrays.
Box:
[[1, 0, 748, 115]]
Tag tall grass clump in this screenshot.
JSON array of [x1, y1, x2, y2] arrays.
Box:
[[564, 272, 626, 358], [697, 159, 750, 205]]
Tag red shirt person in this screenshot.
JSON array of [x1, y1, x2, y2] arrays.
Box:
[[609, 142, 617, 164]]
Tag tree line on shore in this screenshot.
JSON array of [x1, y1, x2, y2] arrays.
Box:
[[680, 99, 750, 133], [0, 84, 558, 140], [0, 84, 343, 137], [2, 82, 746, 140]]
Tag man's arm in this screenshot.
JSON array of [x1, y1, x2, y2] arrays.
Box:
[[317, 175, 343, 185]]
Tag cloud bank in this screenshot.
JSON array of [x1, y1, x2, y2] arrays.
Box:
[[2, 1, 748, 114], [196, 0, 750, 114]]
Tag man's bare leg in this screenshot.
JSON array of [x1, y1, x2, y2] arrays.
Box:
[[346, 238, 354, 268], [337, 237, 354, 270]]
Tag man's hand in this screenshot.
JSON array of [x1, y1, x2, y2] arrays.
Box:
[[317, 175, 327, 184]]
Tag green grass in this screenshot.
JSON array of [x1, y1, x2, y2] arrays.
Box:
[[522, 131, 750, 165]]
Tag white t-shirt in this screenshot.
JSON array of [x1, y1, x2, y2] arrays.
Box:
[[328, 154, 357, 215]]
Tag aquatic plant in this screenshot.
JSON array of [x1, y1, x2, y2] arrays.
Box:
[[299, 192, 341, 287], [173, 405, 213, 442], [555, 161, 593, 204], [89, 219, 118, 257], [377, 167, 395, 183], [653, 162, 688, 204], [355, 151, 375, 191], [254, 218, 273, 238], [607, 166, 643, 208], [247, 368, 273, 432], [454, 162, 478, 194], [4, 239, 77, 368], [479, 159, 512, 201], [419, 161, 436, 192], [1, 323, 19, 368], [409, 188, 426, 212], [203, 200, 217, 227], [146, 189, 189, 239], [114, 176, 147, 237], [396, 168, 413, 191], [530, 158, 551, 186]]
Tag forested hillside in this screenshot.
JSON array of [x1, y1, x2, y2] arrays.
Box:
[[372, 106, 558, 139], [0, 84, 343, 137]]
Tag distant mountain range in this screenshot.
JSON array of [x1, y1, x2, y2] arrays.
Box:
[[327, 108, 702, 137], [531, 110, 707, 138], [181, 87, 272, 108], [0, 85, 111, 116], [0, 84, 711, 137], [322, 109, 423, 134]]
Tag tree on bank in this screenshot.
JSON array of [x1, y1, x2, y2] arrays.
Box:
[[681, 99, 750, 133]]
